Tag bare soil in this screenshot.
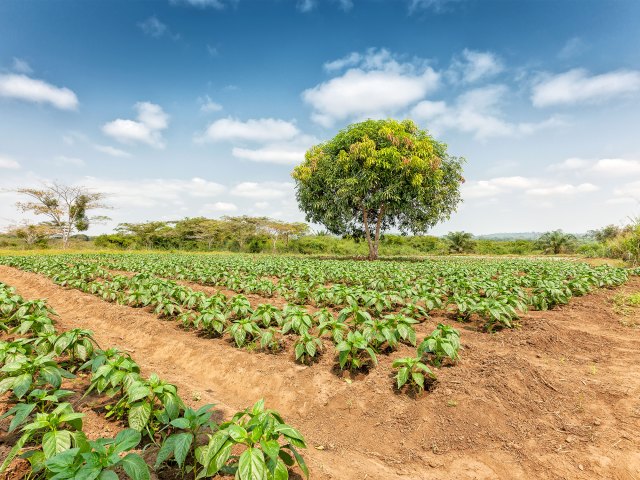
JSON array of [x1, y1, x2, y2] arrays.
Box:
[[0, 265, 639, 480]]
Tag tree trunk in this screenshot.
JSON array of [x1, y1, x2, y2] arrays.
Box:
[[362, 207, 375, 260], [372, 204, 385, 261]]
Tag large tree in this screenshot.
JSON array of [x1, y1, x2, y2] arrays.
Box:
[[16, 183, 109, 249], [292, 119, 465, 260]]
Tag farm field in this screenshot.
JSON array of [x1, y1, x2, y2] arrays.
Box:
[[1, 253, 640, 480]]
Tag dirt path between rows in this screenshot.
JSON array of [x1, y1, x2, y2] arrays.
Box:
[[1, 265, 639, 480]]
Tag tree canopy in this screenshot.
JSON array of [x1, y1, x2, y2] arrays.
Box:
[[292, 119, 465, 259], [16, 183, 109, 249]]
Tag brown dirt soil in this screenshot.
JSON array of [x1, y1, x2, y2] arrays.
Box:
[[1, 265, 639, 480]]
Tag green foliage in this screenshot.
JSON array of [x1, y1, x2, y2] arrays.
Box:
[[537, 230, 577, 255], [418, 324, 460, 366], [444, 231, 475, 253], [195, 399, 308, 480], [292, 119, 464, 259], [392, 357, 435, 392], [335, 331, 378, 371], [294, 332, 323, 364]]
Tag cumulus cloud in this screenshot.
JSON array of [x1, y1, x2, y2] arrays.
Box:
[[231, 181, 294, 199], [81, 176, 226, 208], [198, 117, 299, 143], [532, 68, 640, 107], [548, 157, 640, 176], [0, 73, 78, 110], [527, 183, 599, 196], [463, 175, 599, 199], [412, 85, 563, 139], [231, 134, 318, 165], [447, 49, 504, 83], [203, 202, 238, 212], [0, 154, 20, 169], [102, 102, 169, 148], [303, 48, 439, 127]]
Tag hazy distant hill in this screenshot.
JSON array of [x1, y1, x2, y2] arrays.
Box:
[[475, 232, 544, 241]]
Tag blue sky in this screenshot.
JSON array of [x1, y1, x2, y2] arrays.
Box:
[[1, 0, 640, 235]]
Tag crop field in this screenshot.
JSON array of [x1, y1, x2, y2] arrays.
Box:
[[1, 253, 640, 479]]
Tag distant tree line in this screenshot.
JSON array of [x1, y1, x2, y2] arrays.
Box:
[[93, 216, 309, 252]]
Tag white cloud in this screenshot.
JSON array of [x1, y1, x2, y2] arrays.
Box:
[[81, 176, 226, 208], [532, 68, 640, 107], [198, 95, 223, 113], [526, 183, 599, 196], [231, 135, 318, 165], [412, 85, 563, 140], [547, 157, 590, 172], [231, 181, 294, 199], [408, 0, 465, 13], [138, 16, 179, 40], [102, 102, 169, 148], [169, 0, 229, 8], [12, 58, 32, 74], [591, 158, 640, 176], [254, 201, 269, 209], [464, 175, 599, 200], [54, 155, 85, 167], [0, 73, 78, 110], [303, 48, 439, 126], [198, 117, 299, 143], [0, 154, 20, 169], [203, 201, 237, 212], [448, 49, 504, 83], [297, 0, 315, 12], [548, 157, 640, 176], [93, 144, 132, 158]]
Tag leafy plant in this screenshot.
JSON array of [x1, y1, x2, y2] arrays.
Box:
[[418, 324, 460, 366], [392, 357, 435, 392], [335, 331, 378, 372], [195, 399, 308, 480], [294, 332, 323, 364]]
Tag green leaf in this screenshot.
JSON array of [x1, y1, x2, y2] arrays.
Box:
[[128, 402, 152, 431], [154, 435, 177, 469], [238, 447, 267, 480], [260, 439, 280, 462], [170, 417, 190, 429], [98, 470, 119, 480], [273, 425, 306, 448], [121, 454, 150, 480], [114, 429, 142, 453], [12, 373, 32, 399], [397, 367, 409, 388], [42, 430, 72, 459], [172, 433, 193, 468]]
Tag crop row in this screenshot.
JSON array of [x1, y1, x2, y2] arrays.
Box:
[[0, 257, 461, 388], [0, 281, 309, 479], [0, 254, 632, 331]]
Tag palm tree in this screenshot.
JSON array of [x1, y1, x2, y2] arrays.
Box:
[[445, 231, 475, 253], [537, 230, 576, 254]]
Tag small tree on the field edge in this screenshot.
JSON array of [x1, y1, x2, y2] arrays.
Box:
[[291, 119, 465, 260]]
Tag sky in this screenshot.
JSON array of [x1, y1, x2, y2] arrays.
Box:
[[1, 0, 640, 236]]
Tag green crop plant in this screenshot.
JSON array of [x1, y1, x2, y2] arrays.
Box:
[[294, 332, 323, 364], [227, 318, 262, 348], [0, 402, 86, 473], [418, 324, 460, 366], [155, 404, 217, 473], [41, 429, 149, 480], [335, 331, 378, 372], [251, 303, 283, 327], [195, 399, 308, 480], [392, 356, 436, 392], [0, 354, 74, 399], [281, 305, 313, 334]]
